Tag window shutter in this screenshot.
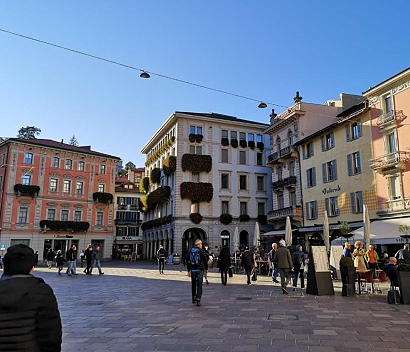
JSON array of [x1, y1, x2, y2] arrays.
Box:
[[335, 197, 339, 215], [126, 197, 132, 205], [325, 198, 329, 213], [345, 125, 350, 142], [350, 192, 355, 213], [322, 163, 327, 183], [117, 197, 120, 204], [306, 169, 311, 188], [312, 167, 316, 186], [333, 160, 337, 180], [358, 191, 363, 212], [357, 122, 362, 137], [306, 202, 310, 219], [356, 152, 362, 173], [302, 145, 306, 159], [330, 132, 334, 148], [313, 201, 318, 219], [321, 136, 325, 151], [347, 154, 352, 176]]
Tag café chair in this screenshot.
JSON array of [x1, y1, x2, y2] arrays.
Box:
[[359, 270, 375, 293], [372, 270, 388, 293]]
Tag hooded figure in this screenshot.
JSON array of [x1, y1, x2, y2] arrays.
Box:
[[0, 244, 62, 352]]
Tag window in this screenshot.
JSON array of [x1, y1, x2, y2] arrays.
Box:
[[346, 121, 362, 141], [98, 184, 105, 192], [240, 202, 248, 215], [192, 172, 200, 182], [76, 181, 84, 195], [221, 173, 229, 189], [221, 201, 229, 214], [65, 159, 73, 170], [256, 134, 262, 143], [52, 157, 60, 168], [303, 141, 314, 159], [222, 130, 228, 138], [96, 211, 104, 226], [386, 133, 396, 154], [389, 175, 401, 200], [305, 201, 318, 220], [77, 161, 85, 172], [50, 178, 58, 192], [384, 95, 393, 113], [347, 152, 362, 175], [189, 145, 202, 155], [325, 196, 339, 216], [231, 131, 237, 139], [100, 165, 106, 175], [239, 132, 246, 141], [61, 209, 69, 221], [239, 151, 246, 165], [289, 160, 295, 177], [256, 152, 263, 166], [277, 165, 283, 180], [21, 175, 31, 185], [277, 193, 284, 209], [190, 126, 202, 135], [221, 149, 228, 163], [74, 211, 82, 222], [24, 153, 33, 164], [322, 160, 337, 183], [256, 175, 265, 191], [289, 190, 296, 206], [288, 130, 293, 145], [257, 202, 265, 215], [118, 197, 125, 205], [239, 175, 247, 190], [47, 209, 56, 221], [306, 167, 316, 188], [321, 132, 334, 151], [191, 201, 199, 214], [18, 207, 28, 223], [63, 180, 71, 193], [350, 191, 363, 213], [248, 133, 254, 142]]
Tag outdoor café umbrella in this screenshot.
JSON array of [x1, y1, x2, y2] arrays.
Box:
[[363, 203, 371, 248], [253, 221, 260, 249], [285, 216, 292, 246], [323, 210, 330, 254]]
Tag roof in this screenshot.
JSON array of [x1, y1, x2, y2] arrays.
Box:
[[175, 111, 269, 127], [362, 67, 410, 94], [1, 138, 121, 160]]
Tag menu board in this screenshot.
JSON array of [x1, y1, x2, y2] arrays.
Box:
[[312, 246, 329, 272], [330, 245, 344, 270]]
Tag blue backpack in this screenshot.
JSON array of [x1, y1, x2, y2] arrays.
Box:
[[190, 247, 201, 266]]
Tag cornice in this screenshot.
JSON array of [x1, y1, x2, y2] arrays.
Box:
[[366, 76, 410, 105]]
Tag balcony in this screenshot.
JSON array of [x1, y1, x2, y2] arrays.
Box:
[[369, 151, 410, 172], [114, 219, 143, 225], [283, 176, 297, 187], [267, 205, 303, 222], [272, 179, 284, 190], [377, 198, 410, 216], [376, 110, 403, 128], [267, 152, 279, 164], [117, 204, 140, 211]]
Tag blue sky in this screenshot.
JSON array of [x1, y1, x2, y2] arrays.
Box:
[[1, 1, 409, 167]]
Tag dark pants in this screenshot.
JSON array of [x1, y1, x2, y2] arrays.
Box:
[[158, 258, 165, 273], [85, 259, 92, 274], [220, 270, 228, 285], [244, 265, 253, 284], [293, 267, 305, 288], [191, 270, 204, 301], [279, 268, 291, 288]]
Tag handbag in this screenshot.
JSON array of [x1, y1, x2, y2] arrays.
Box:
[[251, 267, 258, 281]]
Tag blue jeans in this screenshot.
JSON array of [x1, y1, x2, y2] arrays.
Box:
[[91, 260, 103, 274], [272, 266, 278, 281], [191, 270, 204, 301], [293, 268, 305, 288], [67, 260, 76, 275]]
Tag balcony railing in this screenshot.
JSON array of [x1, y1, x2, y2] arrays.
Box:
[[376, 110, 400, 127], [377, 198, 410, 216], [369, 151, 410, 170], [267, 205, 303, 221], [267, 152, 279, 164], [117, 205, 140, 211], [272, 179, 284, 190], [272, 176, 297, 190], [114, 219, 143, 225]]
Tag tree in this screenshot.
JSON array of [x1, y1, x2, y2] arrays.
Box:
[[125, 161, 135, 170], [17, 126, 41, 139], [69, 135, 79, 146]]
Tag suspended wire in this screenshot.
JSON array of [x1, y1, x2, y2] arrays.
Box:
[[0, 28, 287, 109]]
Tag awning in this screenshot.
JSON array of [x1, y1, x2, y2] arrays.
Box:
[[261, 230, 285, 238], [299, 222, 363, 233], [344, 217, 410, 245]]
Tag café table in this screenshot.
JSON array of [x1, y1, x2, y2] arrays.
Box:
[[255, 260, 269, 275]]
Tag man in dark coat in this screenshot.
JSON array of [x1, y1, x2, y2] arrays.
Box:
[[83, 245, 93, 275], [218, 245, 231, 286], [241, 246, 255, 285], [273, 240, 293, 294], [187, 239, 209, 306], [0, 244, 62, 351]]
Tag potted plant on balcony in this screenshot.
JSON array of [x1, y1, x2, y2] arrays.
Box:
[[257, 214, 267, 225], [239, 140, 247, 148], [190, 213, 203, 224], [397, 263, 410, 304], [248, 140, 255, 150], [219, 213, 232, 225], [230, 138, 238, 148], [339, 256, 356, 296], [239, 214, 250, 222], [257, 141, 264, 151], [221, 137, 229, 146]]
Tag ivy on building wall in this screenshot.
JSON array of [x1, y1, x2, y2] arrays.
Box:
[[181, 154, 212, 173], [180, 182, 213, 202]]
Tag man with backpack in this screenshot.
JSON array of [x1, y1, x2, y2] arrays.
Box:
[[292, 245, 306, 291], [187, 239, 208, 306], [156, 245, 167, 274]]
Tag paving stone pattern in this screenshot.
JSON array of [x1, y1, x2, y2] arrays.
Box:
[[30, 261, 410, 352]]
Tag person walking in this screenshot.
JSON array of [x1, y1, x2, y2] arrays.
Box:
[[34, 250, 39, 267], [55, 250, 65, 275], [395, 243, 410, 264], [83, 245, 93, 275], [79, 250, 85, 268], [156, 245, 167, 274], [218, 245, 231, 286], [292, 245, 306, 291], [241, 245, 255, 286], [273, 240, 293, 294], [66, 245, 78, 276], [46, 248, 55, 269], [187, 239, 208, 306], [268, 243, 279, 283], [90, 246, 104, 275], [0, 244, 62, 351]]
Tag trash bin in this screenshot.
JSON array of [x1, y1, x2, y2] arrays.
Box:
[[173, 253, 181, 265]]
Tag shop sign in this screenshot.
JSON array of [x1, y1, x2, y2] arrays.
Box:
[[121, 236, 139, 240], [220, 235, 230, 239], [322, 185, 341, 195]]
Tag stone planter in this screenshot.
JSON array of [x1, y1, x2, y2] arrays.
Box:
[[397, 271, 410, 304], [340, 266, 356, 296]]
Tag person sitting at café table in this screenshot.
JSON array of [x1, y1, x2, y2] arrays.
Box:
[[353, 241, 367, 271], [383, 257, 399, 288]]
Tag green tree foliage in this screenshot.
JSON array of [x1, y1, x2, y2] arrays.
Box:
[[17, 126, 41, 139], [69, 135, 79, 146]]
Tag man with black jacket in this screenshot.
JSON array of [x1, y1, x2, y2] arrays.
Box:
[[187, 239, 208, 306], [241, 246, 255, 285], [83, 245, 93, 275], [156, 245, 167, 274], [66, 244, 77, 276], [0, 244, 62, 351]]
